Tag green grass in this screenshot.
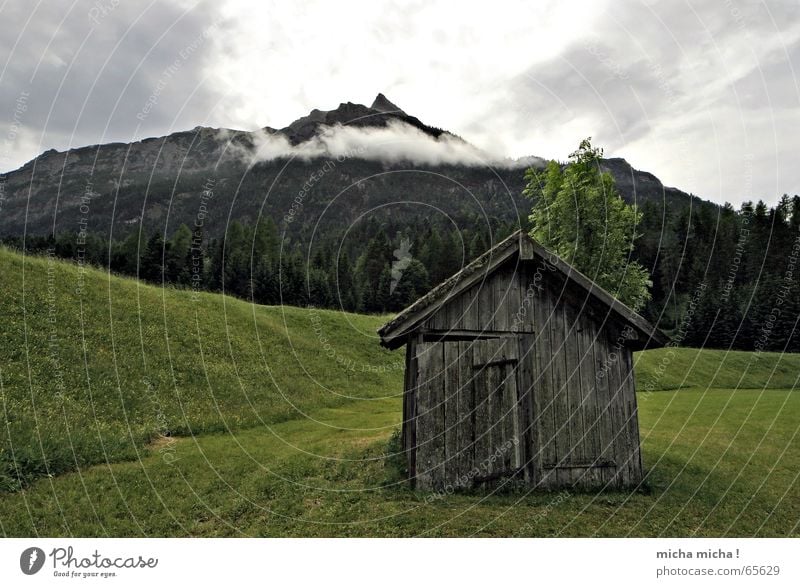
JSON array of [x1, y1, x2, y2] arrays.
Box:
[[634, 347, 800, 391], [0, 247, 798, 536], [0, 247, 402, 491], [1, 389, 797, 537]]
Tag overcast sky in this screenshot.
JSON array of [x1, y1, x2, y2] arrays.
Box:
[[1, 0, 798, 205]]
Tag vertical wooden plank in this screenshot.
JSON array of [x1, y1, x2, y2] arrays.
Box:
[[494, 268, 511, 332], [410, 335, 422, 483], [455, 285, 467, 331], [431, 343, 446, 490], [495, 362, 507, 476], [612, 339, 638, 487], [426, 308, 438, 331], [517, 333, 536, 483], [486, 349, 500, 479], [507, 266, 523, 333], [570, 316, 588, 490], [402, 345, 410, 454], [402, 342, 414, 479], [414, 342, 446, 490], [627, 349, 644, 485], [447, 294, 464, 330], [430, 299, 448, 330], [621, 331, 636, 487], [562, 303, 585, 471], [607, 341, 625, 488], [550, 292, 570, 487], [461, 283, 480, 331], [594, 327, 616, 488], [456, 340, 475, 488], [414, 342, 433, 490], [421, 313, 433, 332], [477, 273, 494, 332], [534, 276, 556, 489], [473, 342, 490, 482], [609, 326, 627, 488], [504, 362, 520, 472], [496, 362, 508, 474], [518, 268, 533, 333], [443, 342, 459, 489], [578, 314, 602, 489], [562, 305, 580, 489], [448, 291, 465, 332]]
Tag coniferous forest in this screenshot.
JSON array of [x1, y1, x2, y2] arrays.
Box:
[[4, 194, 799, 352]]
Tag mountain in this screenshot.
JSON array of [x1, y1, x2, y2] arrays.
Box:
[[272, 92, 452, 144], [599, 157, 696, 209], [0, 94, 705, 240]]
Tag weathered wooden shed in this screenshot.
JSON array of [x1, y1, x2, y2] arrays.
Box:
[[378, 230, 668, 491]]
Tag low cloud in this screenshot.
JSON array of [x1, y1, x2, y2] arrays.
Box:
[[230, 120, 543, 169]]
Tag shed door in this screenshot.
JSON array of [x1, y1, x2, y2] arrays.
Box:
[[470, 337, 522, 481], [413, 337, 522, 490]]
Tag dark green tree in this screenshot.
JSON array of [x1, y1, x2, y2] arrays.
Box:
[[167, 224, 192, 284], [389, 258, 430, 310], [355, 230, 392, 312], [334, 252, 359, 312], [141, 233, 166, 282]]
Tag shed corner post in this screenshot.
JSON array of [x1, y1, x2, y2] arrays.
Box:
[[627, 347, 645, 485]]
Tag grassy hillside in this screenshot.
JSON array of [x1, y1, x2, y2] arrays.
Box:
[[0, 247, 402, 491], [634, 347, 800, 391], [1, 248, 798, 536]]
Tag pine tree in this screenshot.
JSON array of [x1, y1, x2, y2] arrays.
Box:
[[389, 258, 430, 310], [110, 231, 142, 275], [307, 267, 332, 307], [334, 252, 359, 312], [167, 224, 192, 284], [376, 267, 392, 312], [356, 230, 392, 312], [253, 259, 276, 305], [223, 221, 248, 297], [141, 233, 166, 282]]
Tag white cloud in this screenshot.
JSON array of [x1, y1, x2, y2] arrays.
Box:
[[235, 120, 541, 168]]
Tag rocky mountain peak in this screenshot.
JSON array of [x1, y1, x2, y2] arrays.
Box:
[[370, 93, 406, 115], [278, 95, 445, 145]]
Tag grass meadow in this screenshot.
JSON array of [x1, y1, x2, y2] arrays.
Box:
[[1, 247, 798, 536]]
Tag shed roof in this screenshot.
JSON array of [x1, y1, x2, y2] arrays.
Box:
[[378, 230, 669, 350]]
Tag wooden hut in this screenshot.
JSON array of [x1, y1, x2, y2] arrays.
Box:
[[378, 230, 668, 491]]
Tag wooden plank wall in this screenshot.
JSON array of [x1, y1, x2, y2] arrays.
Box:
[[519, 261, 644, 490], [423, 262, 528, 334]]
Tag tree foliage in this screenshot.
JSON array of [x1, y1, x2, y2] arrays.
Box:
[[524, 138, 652, 310]]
